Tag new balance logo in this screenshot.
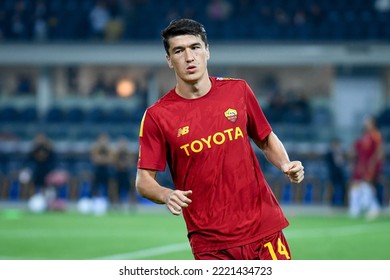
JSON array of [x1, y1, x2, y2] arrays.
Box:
[[177, 126, 190, 137]]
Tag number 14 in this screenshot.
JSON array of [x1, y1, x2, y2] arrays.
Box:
[[263, 238, 291, 260]]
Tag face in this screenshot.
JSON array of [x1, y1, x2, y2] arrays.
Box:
[[98, 134, 109, 145], [34, 133, 46, 144], [166, 34, 210, 84], [364, 117, 375, 132], [118, 137, 128, 149]]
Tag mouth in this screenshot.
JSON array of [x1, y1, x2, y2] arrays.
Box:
[[186, 65, 197, 73]]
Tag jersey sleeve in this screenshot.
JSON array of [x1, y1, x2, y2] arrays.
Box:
[[245, 82, 272, 141], [137, 110, 167, 171]]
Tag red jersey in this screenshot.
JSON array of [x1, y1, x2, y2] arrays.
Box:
[[138, 77, 289, 253], [352, 129, 383, 182]]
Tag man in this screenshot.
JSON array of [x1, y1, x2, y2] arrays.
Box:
[[349, 116, 383, 219], [111, 136, 138, 211], [90, 132, 112, 199], [136, 19, 304, 260], [324, 137, 347, 207], [28, 132, 56, 195]]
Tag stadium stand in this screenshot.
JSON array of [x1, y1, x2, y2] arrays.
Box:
[[0, 0, 389, 209], [0, 0, 389, 43]]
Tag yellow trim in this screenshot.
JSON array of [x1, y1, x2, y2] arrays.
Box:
[[139, 111, 146, 137]]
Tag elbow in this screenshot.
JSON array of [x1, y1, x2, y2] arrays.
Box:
[[255, 133, 273, 151], [135, 175, 146, 198]]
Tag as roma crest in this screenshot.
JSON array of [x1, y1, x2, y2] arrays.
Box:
[[224, 108, 238, 123]]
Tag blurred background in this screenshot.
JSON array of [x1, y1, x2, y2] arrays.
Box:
[[0, 0, 389, 260]]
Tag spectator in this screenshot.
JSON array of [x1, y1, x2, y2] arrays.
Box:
[[27, 132, 56, 196], [89, 0, 111, 39], [308, 4, 324, 26], [293, 93, 312, 124], [267, 93, 287, 123], [90, 75, 110, 96], [293, 10, 306, 26], [33, 0, 48, 41], [9, 0, 30, 40], [111, 136, 137, 211], [275, 8, 290, 26], [15, 74, 34, 95], [206, 0, 232, 22], [324, 138, 348, 207], [90, 132, 112, 199]]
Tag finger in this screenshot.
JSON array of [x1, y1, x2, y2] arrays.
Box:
[[286, 168, 304, 181], [290, 172, 304, 184], [167, 200, 183, 215], [183, 190, 192, 195], [178, 191, 193, 205], [169, 196, 188, 208], [183, 190, 193, 197], [167, 204, 182, 215], [292, 174, 304, 183], [290, 168, 304, 179], [170, 192, 192, 208], [294, 169, 305, 179], [286, 165, 304, 175], [282, 161, 301, 174]]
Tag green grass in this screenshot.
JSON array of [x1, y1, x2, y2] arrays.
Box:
[[0, 207, 389, 260]]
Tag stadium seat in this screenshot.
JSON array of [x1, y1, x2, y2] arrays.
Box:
[[106, 107, 130, 124], [19, 106, 38, 123], [0, 106, 20, 123], [45, 107, 66, 123], [66, 107, 86, 123], [85, 107, 107, 123]]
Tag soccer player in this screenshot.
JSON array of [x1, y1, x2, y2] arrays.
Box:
[[348, 115, 384, 219], [136, 19, 304, 260]]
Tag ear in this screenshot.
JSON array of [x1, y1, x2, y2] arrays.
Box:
[[206, 46, 210, 60], [166, 54, 174, 69]]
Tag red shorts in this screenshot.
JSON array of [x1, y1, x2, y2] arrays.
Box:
[[193, 231, 291, 260]]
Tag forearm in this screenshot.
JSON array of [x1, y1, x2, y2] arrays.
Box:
[[135, 169, 172, 204], [254, 132, 290, 171]]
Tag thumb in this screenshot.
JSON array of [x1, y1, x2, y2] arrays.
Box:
[[281, 162, 293, 174]]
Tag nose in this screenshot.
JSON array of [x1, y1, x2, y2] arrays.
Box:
[[184, 48, 195, 62]]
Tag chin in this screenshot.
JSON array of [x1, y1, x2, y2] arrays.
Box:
[[181, 75, 200, 84]]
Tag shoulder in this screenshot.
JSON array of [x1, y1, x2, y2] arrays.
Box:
[[213, 76, 247, 87], [371, 130, 383, 143], [212, 76, 249, 96]]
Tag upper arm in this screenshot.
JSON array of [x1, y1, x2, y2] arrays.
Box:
[[245, 82, 272, 142], [253, 132, 270, 151], [136, 168, 157, 181], [135, 168, 158, 195], [138, 110, 167, 171]]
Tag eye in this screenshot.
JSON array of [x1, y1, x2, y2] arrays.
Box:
[[174, 49, 183, 54]]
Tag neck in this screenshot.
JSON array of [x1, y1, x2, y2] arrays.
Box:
[[175, 74, 212, 99]]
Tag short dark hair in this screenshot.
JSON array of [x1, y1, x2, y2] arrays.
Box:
[[161, 18, 208, 56]]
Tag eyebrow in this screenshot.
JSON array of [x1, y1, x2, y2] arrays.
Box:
[[171, 42, 202, 53]]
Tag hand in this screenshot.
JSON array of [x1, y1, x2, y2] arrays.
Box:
[[281, 161, 304, 184], [165, 190, 192, 216]]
